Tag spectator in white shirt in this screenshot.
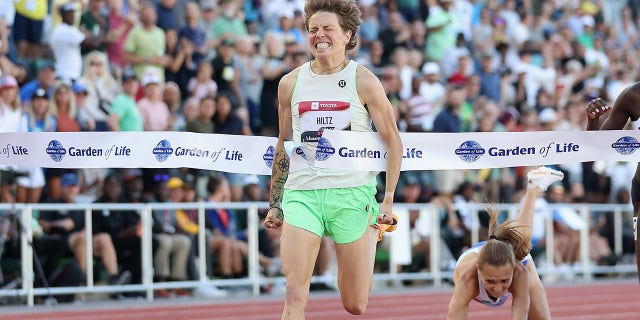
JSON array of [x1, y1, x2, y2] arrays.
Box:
[[49, 3, 86, 82]]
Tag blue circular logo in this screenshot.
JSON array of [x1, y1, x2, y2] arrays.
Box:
[[263, 145, 275, 168], [612, 136, 640, 155], [46, 140, 66, 162], [315, 137, 335, 161], [152, 140, 174, 162], [455, 140, 485, 163], [295, 146, 308, 160]]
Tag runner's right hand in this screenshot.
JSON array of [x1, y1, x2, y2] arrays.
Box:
[[586, 97, 611, 120], [264, 207, 284, 229]]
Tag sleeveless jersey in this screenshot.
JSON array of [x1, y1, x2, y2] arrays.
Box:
[[455, 241, 532, 308], [285, 60, 378, 190]]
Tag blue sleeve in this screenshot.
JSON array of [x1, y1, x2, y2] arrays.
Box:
[[49, 115, 57, 132], [19, 81, 37, 103], [205, 209, 226, 234]]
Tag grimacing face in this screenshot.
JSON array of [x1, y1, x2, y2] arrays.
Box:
[[478, 263, 514, 299], [307, 11, 351, 59]]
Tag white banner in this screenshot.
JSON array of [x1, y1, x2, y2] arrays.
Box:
[[1, 130, 639, 174], [0, 132, 277, 175], [316, 130, 640, 171]]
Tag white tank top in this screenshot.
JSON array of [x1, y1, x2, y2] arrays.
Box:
[[455, 241, 532, 308], [285, 60, 378, 190]]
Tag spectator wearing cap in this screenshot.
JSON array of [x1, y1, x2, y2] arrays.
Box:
[[166, 175, 207, 287], [123, 1, 167, 81], [71, 81, 96, 131], [137, 69, 171, 131], [45, 172, 130, 294], [80, 51, 121, 131], [19, 62, 56, 107], [108, 68, 142, 131], [198, 1, 217, 59], [211, 37, 244, 110], [49, 2, 86, 82], [50, 0, 83, 29], [38, 172, 85, 297], [106, 0, 135, 68], [17, 87, 53, 204], [419, 62, 446, 109], [538, 107, 558, 131], [13, 0, 48, 60], [79, 0, 110, 55], [0, 75, 26, 203], [0, 76, 24, 133], [577, 15, 596, 49], [477, 53, 501, 103], [150, 176, 192, 297], [25, 88, 55, 133]]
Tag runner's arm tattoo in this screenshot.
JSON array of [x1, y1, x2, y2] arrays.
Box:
[[269, 148, 289, 208]]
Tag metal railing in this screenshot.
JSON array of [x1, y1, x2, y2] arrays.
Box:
[[0, 201, 635, 307]]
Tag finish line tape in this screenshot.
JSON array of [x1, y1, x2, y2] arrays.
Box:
[[0, 130, 638, 175]]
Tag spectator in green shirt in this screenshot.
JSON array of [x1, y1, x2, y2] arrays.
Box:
[[108, 68, 143, 131]]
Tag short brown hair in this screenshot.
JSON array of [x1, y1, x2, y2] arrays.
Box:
[[304, 0, 361, 51]]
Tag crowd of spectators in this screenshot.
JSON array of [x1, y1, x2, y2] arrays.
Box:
[[0, 0, 639, 302]]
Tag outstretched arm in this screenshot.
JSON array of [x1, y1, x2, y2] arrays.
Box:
[[357, 65, 402, 224], [447, 285, 472, 320], [587, 84, 640, 130], [263, 71, 295, 229], [509, 265, 530, 320], [447, 260, 477, 320]]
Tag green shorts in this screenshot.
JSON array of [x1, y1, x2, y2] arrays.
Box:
[[282, 183, 379, 244]]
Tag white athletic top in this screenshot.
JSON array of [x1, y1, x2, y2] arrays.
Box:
[[455, 241, 532, 308], [285, 60, 378, 190]]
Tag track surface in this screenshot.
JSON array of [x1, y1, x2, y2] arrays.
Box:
[[3, 281, 639, 319]]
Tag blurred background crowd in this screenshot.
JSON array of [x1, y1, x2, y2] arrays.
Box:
[[0, 0, 638, 302]]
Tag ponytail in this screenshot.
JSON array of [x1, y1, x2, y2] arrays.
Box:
[[478, 206, 532, 268]]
